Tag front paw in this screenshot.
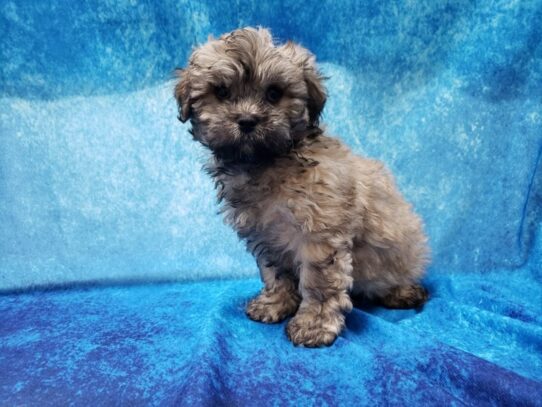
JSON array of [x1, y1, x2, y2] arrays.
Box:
[[246, 291, 299, 323], [286, 309, 343, 347]]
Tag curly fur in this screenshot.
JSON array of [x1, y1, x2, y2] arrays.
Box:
[[175, 27, 430, 347]]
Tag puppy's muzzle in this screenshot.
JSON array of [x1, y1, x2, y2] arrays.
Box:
[[237, 114, 260, 134]]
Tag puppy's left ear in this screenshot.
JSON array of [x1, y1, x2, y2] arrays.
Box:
[[281, 41, 327, 126], [174, 68, 192, 123], [304, 62, 327, 127]]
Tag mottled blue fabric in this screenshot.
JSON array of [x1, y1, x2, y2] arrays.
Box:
[[1, 0, 541, 405], [1, 274, 541, 406]]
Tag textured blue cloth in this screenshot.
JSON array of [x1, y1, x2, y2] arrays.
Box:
[[1, 273, 541, 406], [1, 0, 541, 405]]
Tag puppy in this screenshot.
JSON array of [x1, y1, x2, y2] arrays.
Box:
[[175, 27, 429, 347]]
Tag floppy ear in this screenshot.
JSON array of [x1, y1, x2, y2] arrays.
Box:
[[174, 68, 192, 123], [304, 63, 327, 126], [281, 41, 327, 126]]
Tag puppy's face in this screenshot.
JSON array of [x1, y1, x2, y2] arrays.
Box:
[[175, 28, 326, 163]]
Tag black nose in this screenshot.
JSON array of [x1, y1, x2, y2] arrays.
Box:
[[237, 115, 259, 133]]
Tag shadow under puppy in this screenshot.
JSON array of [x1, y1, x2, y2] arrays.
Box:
[[175, 27, 430, 347]]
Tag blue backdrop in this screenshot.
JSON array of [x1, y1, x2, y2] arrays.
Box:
[[1, 1, 541, 405]]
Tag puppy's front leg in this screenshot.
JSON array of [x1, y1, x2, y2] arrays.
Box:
[[246, 261, 301, 323], [287, 242, 353, 347]]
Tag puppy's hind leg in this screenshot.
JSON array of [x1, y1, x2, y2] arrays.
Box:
[[246, 260, 301, 323], [351, 242, 429, 310], [378, 284, 429, 309]]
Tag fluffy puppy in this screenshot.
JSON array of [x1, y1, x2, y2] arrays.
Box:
[[175, 27, 429, 347]]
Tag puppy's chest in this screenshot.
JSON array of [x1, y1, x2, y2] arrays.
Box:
[[218, 170, 311, 240]]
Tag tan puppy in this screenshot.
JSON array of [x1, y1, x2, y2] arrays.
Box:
[[175, 27, 429, 347]]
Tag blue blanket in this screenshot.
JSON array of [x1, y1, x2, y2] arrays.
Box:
[[1, 0, 541, 405]]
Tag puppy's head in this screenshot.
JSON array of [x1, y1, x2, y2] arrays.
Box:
[[175, 27, 326, 163]]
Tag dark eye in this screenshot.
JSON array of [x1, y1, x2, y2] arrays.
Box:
[[265, 85, 283, 104], [215, 85, 230, 100]]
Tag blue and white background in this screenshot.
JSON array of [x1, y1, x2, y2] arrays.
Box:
[[1, 1, 541, 405]]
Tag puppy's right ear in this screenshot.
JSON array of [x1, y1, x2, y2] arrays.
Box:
[[174, 68, 192, 123]]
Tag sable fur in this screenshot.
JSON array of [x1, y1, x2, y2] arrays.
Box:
[[175, 27, 430, 347]]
